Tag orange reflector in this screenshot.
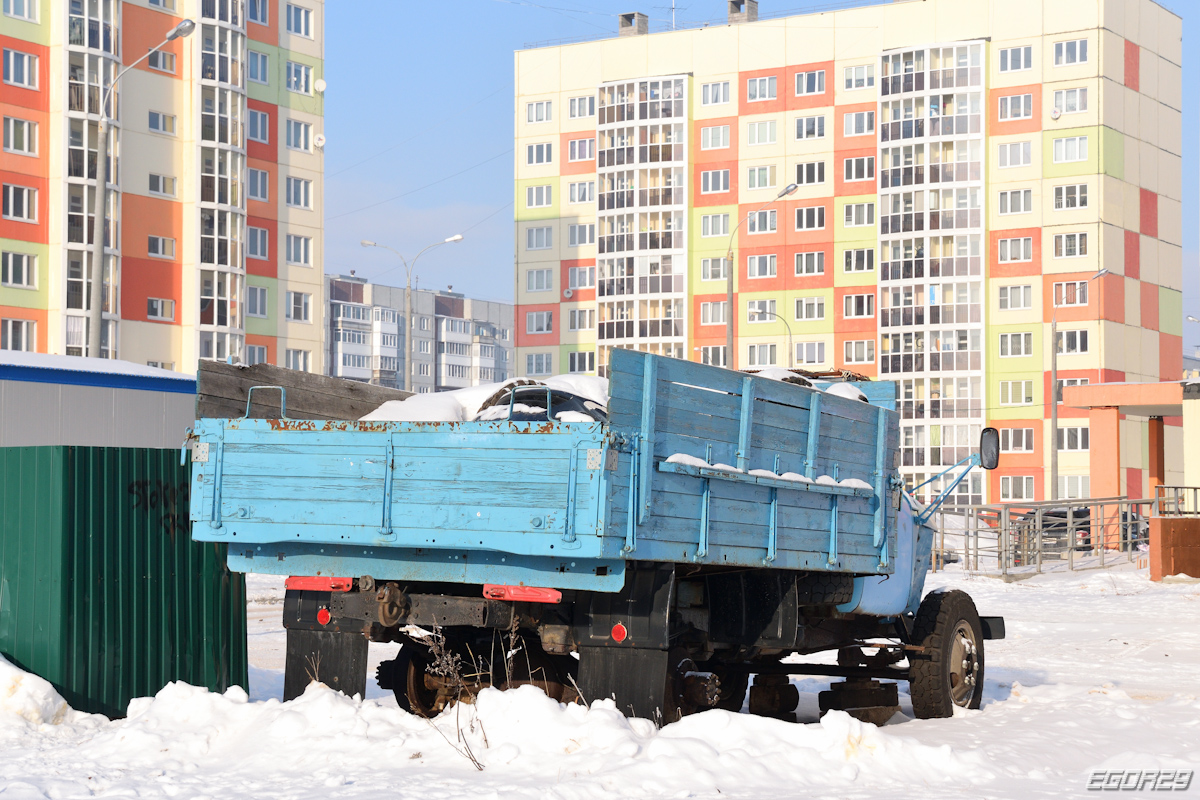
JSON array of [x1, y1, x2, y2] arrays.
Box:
[[611, 622, 628, 642], [316, 608, 331, 626]]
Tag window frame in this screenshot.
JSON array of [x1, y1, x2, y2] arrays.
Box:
[[998, 331, 1033, 357], [842, 293, 875, 319], [998, 284, 1033, 310], [286, 60, 312, 95], [998, 93, 1033, 121], [285, 176, 312, 209], [147, 235, 176, 260], [1054, 38, 1089, 66], [285, 3, 314, 38], [843, 64, 874, 90], [286, 233, 312, 266], [2, 48, 38, 90], [999, 45, 1032, 73], [246, 285, 269, 318], [1053, 183, 1088, 210], [286, 290, 312, 323], [700, 125, 730, 150], [794, 69, 825, 96], [1, 250, 36, 289], [148, 110, 177, 136], [3, 116, 37, 156], [2, 183, 36, 223], [700, 169, 730, 195], [746, 76, 777, 103], [146, 297, 175, 321], [700, 81, 730, 106], [525, 225, 553, 250]]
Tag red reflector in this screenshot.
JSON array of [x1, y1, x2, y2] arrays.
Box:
[[482, 584, 562, 603], [316, 608, 331, 626], [285, 576, 353, 592], [611, 622, 628, 642]]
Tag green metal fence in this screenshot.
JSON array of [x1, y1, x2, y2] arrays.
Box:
[[0, 446, 247, 718]]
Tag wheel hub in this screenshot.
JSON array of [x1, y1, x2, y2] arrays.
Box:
[[948, 622, 979, 706]]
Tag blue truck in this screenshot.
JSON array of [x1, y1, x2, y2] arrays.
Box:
[[189, 349, 1002, 723]]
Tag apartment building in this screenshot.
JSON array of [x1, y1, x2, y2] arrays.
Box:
[[513, 0, 1183, 504], [326, 274, 514, 393], [1, 0, 325, 374]]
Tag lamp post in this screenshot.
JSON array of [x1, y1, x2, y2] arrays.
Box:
[[725, 183, 799, 371], [87, 18, 195, 360], [750, 308, 795, 369], [361, 235, 464, 392], [1050, 267, 1108, 500]]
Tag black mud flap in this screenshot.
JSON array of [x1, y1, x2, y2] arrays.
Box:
[[980, 616, 1006, 640], [577, 646, 669, 720], [283, 628, 368, 701]]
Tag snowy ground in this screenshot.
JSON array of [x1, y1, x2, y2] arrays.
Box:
[[3, 565, 1199, 799]]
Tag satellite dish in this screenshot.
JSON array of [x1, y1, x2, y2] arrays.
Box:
[[314, 78, 327, 93], [314, 133, 326, 148], [563, 289, 573, 299], [1050, 107, 1062, 120]]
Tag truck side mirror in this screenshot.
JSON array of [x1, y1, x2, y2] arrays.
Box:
[[979, 427, 1000, 470]]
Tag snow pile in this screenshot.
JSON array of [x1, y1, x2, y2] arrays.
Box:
[[477, 403, 545, 421], [839, 477, 874, 490], [665, 455, 872, 489], [710, 462, 744, 473], [823, 383, 869, 403], [0, 654, 70, 727], [665, 452, 711, 469], [361, 375, 609, 422], [781, 471, 814, 483]]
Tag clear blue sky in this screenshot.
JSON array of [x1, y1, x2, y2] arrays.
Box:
[[324, 0, 1196, 330]]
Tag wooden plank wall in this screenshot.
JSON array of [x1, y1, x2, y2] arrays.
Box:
[[195, 361, 412, 421]]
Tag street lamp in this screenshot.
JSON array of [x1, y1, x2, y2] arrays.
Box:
[[87, 18, 195, 360], [1050, 267, 1108, 500], [725, 183, 799, 371], [750, 308, 795, 369], [361, 235, 464, 392]]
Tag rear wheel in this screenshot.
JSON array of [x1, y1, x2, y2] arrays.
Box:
[[376, 645, 444, 717], [908, 590, 985, 718]]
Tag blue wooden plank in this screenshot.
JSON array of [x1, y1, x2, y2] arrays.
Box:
[[657, 461, 873, 498]]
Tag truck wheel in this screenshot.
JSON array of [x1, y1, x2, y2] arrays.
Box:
[[713, 669, 748, 712], [376, 646, 442, 717], [908, 590, 985, 718]]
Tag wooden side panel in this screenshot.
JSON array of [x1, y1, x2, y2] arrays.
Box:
[[195, 360, 412, 421]]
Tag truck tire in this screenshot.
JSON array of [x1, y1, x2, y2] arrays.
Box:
[[376, 646, 442, 717], [908, 590, 985, 718], [796, 572, 854, 605]]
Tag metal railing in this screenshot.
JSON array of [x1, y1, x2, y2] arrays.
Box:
[[1155, 486, 1200, 516], [929, 495, 1155, 576]]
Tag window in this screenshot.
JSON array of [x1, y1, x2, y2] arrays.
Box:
[[148, 51, 175, 74], [747, 120, 776, 145], [843, 64, 874, 90], [843, 157, 874, 182], [795, 296, 825, 320], [526, 268, 552, 292], [843, 294, 874, 318], [795, 115, 825, 140], [286, 61, 311, 94], [147, 298, 175, 321], [747, 343, 776, 367], [700, 301, 727, 325], [795, 206, 825, 231], [2, 184, 35, 222], [796, 341, 826, 366], [1054, 184, 1088, 210], [286, 176, 312, 208], [148, 111, 176, 135], [248, 109, 269, 143], [1055, 329, 1089, 354], [795, 70, 825, 96], [795, 252, 824, 276], [1057, 426, 1090, 452], [526, 142, 552, 164], [1053, 88, 1087, 114], [998, 284, 1032, 309], [148, 173, 176, 197], [701, 258, 728, 281], [843, 111, 874, 136], [526, 311, 553, 334], [565, 351, 596, 374], [2, 49, 37, 89], [999, 46, 1032, 72], [246, 286, 268, 317], [3, 0, 36, 20], [1059, 475, 1091, 499], [1053, 233, 1087, 258], [1054, 39, 1088, 66], [747, 299, 775, 323], [568, 309, 594, 331], [998, 141, 1031, 168], [285, 349, 310, 372], [999, 332, 1033, 357], [526, 100, 552, 123], [1053, 136, 1088, 163], [999, 380, 1034, 406], [747, 209, 776, 234], [568, 138, 594, 161], [699, 346, 726, 367], [843, 340, 874, 364], [526, 353, 553, 376], [526, 184, 552, 208], [286, 291, 311, 322], [701, 169, 730, 194], [286, 234, 311, 265], [568, 181, 595, 204], [998, 94, 1033, 120], [1000, 476, 1036, 501], [1000, 428, 1034, 452], [568, 224, 595, 247], [701, 81, 729, 105], [342, 354, 368, 369], [3, 117, 36, 155], [998, 238, 1033, 264], [526, 226, 552, 250], [701, 125, 730, 150], [999, 189, 1032, 215], [147, 236, 175, 259], [1056, 377, 1089, 402], [0, 318, 33, 351], [568, 265, 595, 289], [701, 214, 729, 237], [286, 119, 311, 151], [747, 254, 776, 278], [242, 345, 266, 366], [247, 0, 268, 24], [286, 4, 312, 36], [417, 364, 431, 379], [747, 76, 776, 102], [843, 203, 874, 227], [418, 339, 431, 353], [794, 161, 824, 185], [843, 248, 874, 272], [1, 251, 34, 288], [569, 96, 595, 118], [248, 168, 269, 201], [1054, 280, 1089, 307]]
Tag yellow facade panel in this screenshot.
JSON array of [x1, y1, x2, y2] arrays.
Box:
[[1043, 0, 1100, 35], [1158, 149, 1182, 202], [1157, 195, 1182, 250], [1155, 3, 1183, 65], [1158, 241, 1183, 291], [1137, 138, 1159, 194], [1158, 102, 1182, 158]]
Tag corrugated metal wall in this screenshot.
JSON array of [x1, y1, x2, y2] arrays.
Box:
[[0, 447, 246, 717]]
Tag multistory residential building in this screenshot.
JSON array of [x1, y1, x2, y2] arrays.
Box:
[[325, 274, 514, 393], [513, 0, 1183, 505], [1, 0, 325, 374]]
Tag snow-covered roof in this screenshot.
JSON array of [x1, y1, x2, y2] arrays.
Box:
[[0, 351, 195, 393]]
